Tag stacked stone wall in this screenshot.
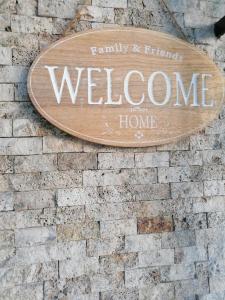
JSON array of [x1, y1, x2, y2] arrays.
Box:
[[1, 0, 225, 299]]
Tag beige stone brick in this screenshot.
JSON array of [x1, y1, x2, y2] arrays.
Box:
[[125, 234, 161, 252], [13, 118, 53, 137], [15, 226, 56, 247], [16, 0, 37, 16], [190, 134, 221, 150], [0, 0, 16, 14], [157, 137, 190, 151], [0, 103, 36, 119], [9, 170, 82, 191], [0, 191, 13, 211], [40, 206, 85, 226], [138, 216, 173, 234], [14, 83, 29, 101], [200, 292, 225, 300], [43, 135, 82, 153], [83, 168, 157, 186], [128, 0, 144, 9], [0, 14, 11, 30], [158, 166, 191, 183], [208, 240, 225, 263], [0, 283, 43, 300], [43, 278, 90, 299], [15, 209, 43, 229], [93, 0, 127, 8], [170, 150, 203, 166], [0, 229, 14, 249], [203, 150, 225, 165], [175, 246, 207, 264], [79, 5, 114, 23], [102, 288, 138, 300], [175, 279, 209, 299], [191, 165, 225, 181], [9, 172, 41, 191], [98, 153, 134, 169], [14, 190, 55, 211], [12, 47, 39, 66], [161, 264, 195, 282], [97, 184, 170, 202], [0, 119, 12, 137], [86, 202, 141, 221], [87, 236, 125, 256], [201, 0, 225, 18], [57, 187, 99, 206], [171, 182, 203, 198], [0, 211, 16, 230], [204, 180, 225, 196], [57, 221, 100, 241], [125, 267, 160, 288], [100, 218, 137, 238], [0, 47, 12, 65], [139, 283, 174, 300], [208, 259, 225, 278], [139, 249, 174, 267], [0, 84, 14, 101], [38, 0, 91, 18], [193, 196, 225, 213], [160, 198, 193, 217], [174, 213, 207, 231], [208, 212, 225, 228], [142, 0, 161, 10], [14, 154, 57, 173], [132, 200, 164, 219], [0, 66, 28, 83], [11, 15, 53, 34], [205, 119, 225, 135], [134, 183, 170, 200], [100, 253, 138, 274], [0, 262, 57, 289], [167, 0, 200, 13], [98, 185, 135, 203], [15, 240, 86, 265], [59, 256, 99, 279], [184, 10, 215, 28], [191, 262, 208, 282], [135, 152, 169, 168], [0, 246, 16, 266], [0, 163, 11, 184], [0, 137, 42, 155], [58, 152, 97, 170], [162, 230, 196, 248], [91, 272, 125, 292], [0, 174, 10, 192], [0, 31, 38, 49], [51, 18, 69, 35], [196, 227, 225, 247]]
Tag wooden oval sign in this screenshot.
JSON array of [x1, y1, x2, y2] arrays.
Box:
[[28, 27, 224, 147]]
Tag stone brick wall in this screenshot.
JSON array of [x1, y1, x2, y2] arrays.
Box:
[[1, 0, 225, 299]]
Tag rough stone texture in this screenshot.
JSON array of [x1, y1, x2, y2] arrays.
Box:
[[38, 0, 91, 19], [0, 0, 225, 299], [138, 216, 173, 234]]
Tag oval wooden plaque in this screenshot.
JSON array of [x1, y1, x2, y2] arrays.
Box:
[[28, 27, 224, 147]]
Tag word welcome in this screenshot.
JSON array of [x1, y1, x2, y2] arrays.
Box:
[[45, 66, 214, 108]]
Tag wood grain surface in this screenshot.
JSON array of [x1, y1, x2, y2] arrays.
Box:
[[28, 27, 224, 147]]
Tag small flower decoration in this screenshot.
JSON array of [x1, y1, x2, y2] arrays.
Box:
[[134, 131, 144, 140]]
